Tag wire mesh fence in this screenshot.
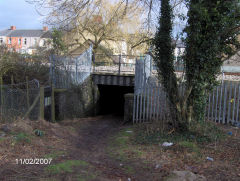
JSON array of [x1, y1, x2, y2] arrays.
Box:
[[0, 84, 40, 122], [50, 46, 92, 89]]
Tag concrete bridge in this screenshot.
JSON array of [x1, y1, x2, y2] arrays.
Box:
[[92, 73, 135, 86], [91, 62, 136, 116], [52, 51, 139, 88], [50, 50, 151, 121], [91, 55, 136, 87]]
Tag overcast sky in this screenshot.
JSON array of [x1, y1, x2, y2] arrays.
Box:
[[0, 0, 44, 30]]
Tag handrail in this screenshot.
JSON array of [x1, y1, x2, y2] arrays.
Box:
[[92, 54, 138, 75]]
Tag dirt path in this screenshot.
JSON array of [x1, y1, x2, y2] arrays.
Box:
[[55, 115, 169, 181], [69, 116, 130, 180], [64, 115, 162, 181], [0, 115, 165, 181], [1, 116, 239, 180]]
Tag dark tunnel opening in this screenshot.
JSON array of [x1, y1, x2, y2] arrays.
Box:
[[98, 85, 134, 116]]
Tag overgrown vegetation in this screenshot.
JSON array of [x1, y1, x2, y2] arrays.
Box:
[[14, 132, 32, 143], [153, 0, 240, 131], [108, 122, 230, 169], [105, 122, 239, 180], [0, 45, 49, 85], [134, 121, 226, 145], [108, 123, 225, 162]]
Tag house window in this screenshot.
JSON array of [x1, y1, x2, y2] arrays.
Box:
[[8, 38, 12, 44], [24, 38, 27, 45], [18, 38, 21, 45], [34, 38, 37, 45], [0, 38, 3, 44]]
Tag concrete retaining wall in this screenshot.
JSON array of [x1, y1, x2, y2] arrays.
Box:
[[56, 77, 100, 120], [124, 93, 134, 122]]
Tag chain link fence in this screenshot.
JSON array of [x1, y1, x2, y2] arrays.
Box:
[[0, 80, 40, 122], [50, 46, 92, 89]]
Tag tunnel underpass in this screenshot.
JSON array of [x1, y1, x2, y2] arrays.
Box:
[[98, 85, 134, 116]]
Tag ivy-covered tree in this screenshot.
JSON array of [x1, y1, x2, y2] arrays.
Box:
[[184, 0, 240, 124], [152, 0, 183, 129], [153, 0, 240, 131]]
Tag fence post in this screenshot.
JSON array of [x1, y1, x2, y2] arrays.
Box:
[[50, 55, 56, 87], [91, 48, 94, 73], [150, 56, 152, 76], [39, 86, 44, 120], [118, 55, 121, 75], [26, 76, 30, 109], [49, 55, 52, 84], [51, 85, 55, 122], [11, 75, 14, 108], [75, 57, 78, 84], [0, 76, 3, 116]]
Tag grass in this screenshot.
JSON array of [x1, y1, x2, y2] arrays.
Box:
[[108, 127, 147, 166], [107, 127, 135, 161], [14, 133, 31, 143], [77, 173, 97, 181], [178, 141, 200, 152], [107, 128, 137, 175], [46, 160, 88, 175], [107, 121, 226, 177], [123, 165, 135, 174], [134, 121, 226, 146], [130, 121, 228, 163], [44, 151, 66, 159], [112, 128, 134, 146]]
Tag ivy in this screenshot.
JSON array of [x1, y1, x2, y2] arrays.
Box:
[[184, 0, 240, 122], [153, 0, 240, 131]]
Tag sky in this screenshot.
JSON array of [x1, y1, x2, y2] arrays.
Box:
[[0, 0, 187, 36], [0, 0, 44, 30]]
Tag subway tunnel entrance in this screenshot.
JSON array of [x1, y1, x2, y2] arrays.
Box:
[[98, 85, 134, 116]]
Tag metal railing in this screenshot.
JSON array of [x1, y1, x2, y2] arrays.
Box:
[[92, 54, 142, 75]]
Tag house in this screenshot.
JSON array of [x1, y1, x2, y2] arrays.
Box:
[[0, 26, 52, 54], [173, 40, 185, 63]]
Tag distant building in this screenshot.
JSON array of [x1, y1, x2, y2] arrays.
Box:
[[173, 40, 185, 63], [0, 26, 52, 54]]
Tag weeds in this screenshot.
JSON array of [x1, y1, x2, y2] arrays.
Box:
[[14, 133, 31, 143], [108, 127, 137, 161], [46, 160, 88, 175], [77, 173, 97, 181], [44, 151, 66, 159], [178, 141, 199, 152], [123, 165, 135, 174], [134, 121, 225, 145], [110, 128, 133, 148]]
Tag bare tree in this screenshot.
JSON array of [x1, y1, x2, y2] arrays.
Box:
[[27, 0, 151, 55], [27, 0, 186, 56]]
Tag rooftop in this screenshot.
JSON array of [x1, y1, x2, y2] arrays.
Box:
[[0, 26, 51, 38]]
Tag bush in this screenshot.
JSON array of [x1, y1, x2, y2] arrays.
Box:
[[0, 45, 49, 85], [134, 121, 225, 145]]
